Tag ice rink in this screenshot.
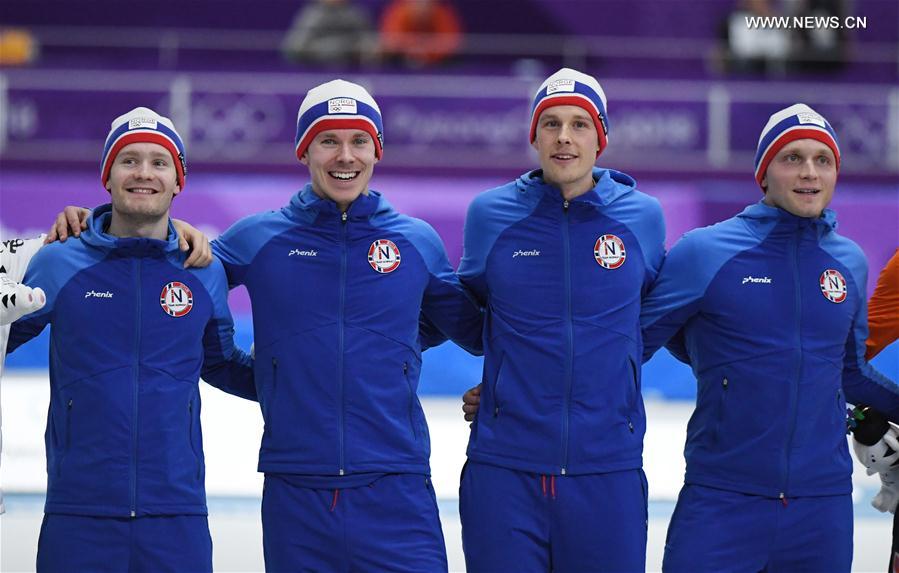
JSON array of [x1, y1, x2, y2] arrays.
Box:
[[2, 375, 894, 572]]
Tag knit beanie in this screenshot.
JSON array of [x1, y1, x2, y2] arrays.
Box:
[[754, 103, 840, 188], [529, 68, 609, 157], [295, 79, 383, 160], [101, 107, 186, 188]]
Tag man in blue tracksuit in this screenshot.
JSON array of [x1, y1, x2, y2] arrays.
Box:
[[211, 79, 483, 572], [457, 68, 666, 572], [641, 103, 899, 572], [7, 107, 256, 572]]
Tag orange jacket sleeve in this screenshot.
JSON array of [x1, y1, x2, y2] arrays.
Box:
[[867, 248, 899, 360]]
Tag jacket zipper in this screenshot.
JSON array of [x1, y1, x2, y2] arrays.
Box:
[[337, 210, 348, 476], [130, 258, 141, 517], [561, 199, 573, 475], [781, 229, 803, 499]]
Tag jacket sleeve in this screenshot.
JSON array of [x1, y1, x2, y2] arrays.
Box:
[[841, 259, 899, 421], [631, 193, 667, 295], [211, 215, 264, 290], [414, 222, 483, 356], [199, 262, 257, 401], [640, 231, 709, 364], [456, 194, 491, 307], [420, 191, 496, 353], [866, 249, 899, 360], [7, 244, 57, 354]]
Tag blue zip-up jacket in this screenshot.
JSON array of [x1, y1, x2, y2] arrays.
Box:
[[212, 186, 482, 477], [7, 205, 256, 517], [641, 201, 899, 497], [459, 167, 666, 475]]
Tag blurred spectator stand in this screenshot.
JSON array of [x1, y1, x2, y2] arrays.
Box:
[[379, 0, 462, 67], [281, 0, 376, 67]]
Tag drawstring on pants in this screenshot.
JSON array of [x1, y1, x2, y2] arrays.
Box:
[[330, 489, 340, 512], [540, 475, 556, 499]]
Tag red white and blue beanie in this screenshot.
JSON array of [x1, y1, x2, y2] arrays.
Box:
[[754, 103, 840, 189], [529, 68, 609, 157], [101, 107, 186, 189], [295, 79, 383, 160]]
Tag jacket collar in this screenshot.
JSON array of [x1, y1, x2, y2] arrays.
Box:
[[82, 203, 180, 257], [515, 166, 636, 208], [738, 200, 838, 237], [288, 184, 386, 221]]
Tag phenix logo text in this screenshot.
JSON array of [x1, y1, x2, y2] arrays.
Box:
[[85, 290, 114, 298], [742, 276, 772, 285], [513, 250, 540, 258]]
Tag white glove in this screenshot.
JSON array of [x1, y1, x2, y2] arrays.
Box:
[[853, 424, 899, 514], [871, 465, 899, 514], [853, 425, 899, 475], [0, 273, 46, 325]]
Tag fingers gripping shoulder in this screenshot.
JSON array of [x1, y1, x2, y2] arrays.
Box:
[[0, 273, 46, 325]]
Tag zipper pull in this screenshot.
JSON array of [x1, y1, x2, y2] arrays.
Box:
[[563, 199, 570, 212], [779, 492, 788, 507], [341, 211, 348, 224], [403, 362, 408, 375]]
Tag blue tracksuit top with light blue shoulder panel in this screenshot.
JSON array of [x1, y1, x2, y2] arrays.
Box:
[[7, 205, 256, 518], [641, 201, 899, 497], [212, 186, 482, 477], [459, 167, 666, 475]]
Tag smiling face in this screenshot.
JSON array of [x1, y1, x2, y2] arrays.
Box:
[[761, 138, 837, 218], [300, 129, 378, 211], [531, 105, 599, 200], [106, 141, 181, 223]]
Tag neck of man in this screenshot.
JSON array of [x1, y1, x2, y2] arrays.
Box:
[[107, 210, 170, 240], [311, 186, 369, 213], [761, 195, 824, 219], [559, 184, 592, 202], [546, 175, 596, 202]]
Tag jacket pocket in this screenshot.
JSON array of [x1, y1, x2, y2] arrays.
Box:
[[835, 387, 845, 425], [272, 357, 278, 392], [57, 398, 74, 477], [628, 356, 640, 409], [624, 357, 640, 434], [265, 356, 279, 428], [491, 354, 506, 417], [188, 398, 201, 480], [714, 374, 729, 446], [403, 361, 418, 439]]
